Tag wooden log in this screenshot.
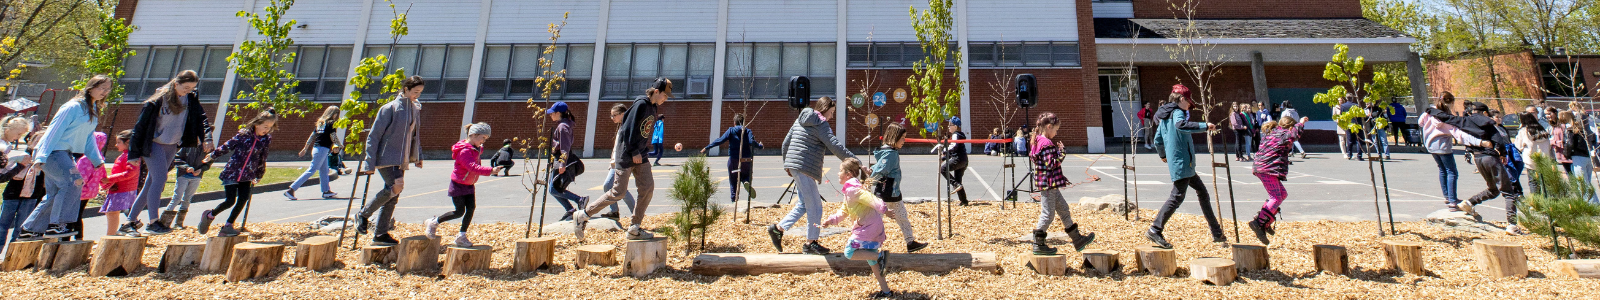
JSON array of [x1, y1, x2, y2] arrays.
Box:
[[574, 245, 618, 268], [690, 253, 1001, 276], [443, 245, 494, 275], [1552, 259, 1600, 278], [224, 242, 285, 282], [1028, 254, 1067, 276], [513, 237, 557, 272], [1313, 244, 1350, 275], [1231, 243, 1270, 271], [623, 238, 667, 277], [1134, 246, 1177, 276], [1081, 250, 1121, 274], [1189, 258, 1238, 286], [89, 236, 146, 276], [1, 240, 43, 271], [201, 235, 249, 272], [359, 245, 396, 266], [293, 236, 340, 271], [159, 242, 206, 273], [395, 236, 441, 274], [1382, 240, 1426, 275], [34, 239, 57, 270], [43, 240, 94, 271], [1472, 239, 1528, 278]]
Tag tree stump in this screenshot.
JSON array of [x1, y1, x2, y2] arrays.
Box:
[[1472, 239, 1528, 278], [1081, 250, 1120, 274], [513, 237, 557, 272], [1, 240, 43, 271], [201, 235, 249, 272], [1552, 260, 1600, 278], [624, 238, 667, 277], [1189, 258, 1238, 286], [41, 240, 94, 271], [395, 236, 442, 274], [159, 242, 206, 273], [1027, 254, 1068, 276], [574, 245, 618, 268], [360, 245, 396, 266], [90, 236, 146, 276], [1382, 240, 1426, 275], [690, 253, 999, 275], [443, 245, 494, 275], [1231, 243, 1270, 271], [224, 242, 285, 282], [1134, 246, 1177, 276], [1313, 245, 1350, 275], [293, 236, 339, 271]]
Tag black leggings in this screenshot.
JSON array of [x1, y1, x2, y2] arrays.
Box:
[[941, 159, 969, 204], [436, 194, 476, 232], [212, 183, 254, 224]]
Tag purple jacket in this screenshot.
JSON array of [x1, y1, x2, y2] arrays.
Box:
[[213, 129, 273, 184]]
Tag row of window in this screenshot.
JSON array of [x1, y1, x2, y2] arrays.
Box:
[[846, 42, 1082, 68]]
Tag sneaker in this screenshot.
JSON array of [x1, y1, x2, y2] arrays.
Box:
[[575, 196, 589, 209], [767, 224, 785, 252], [198, 210, 216, 234], [1457, 201, 1477, 217], [1212, 234, 1228, 244], [454, 234, 473, 248], [801, 241, 831, 255], [284, 189, 298, 200], [43, 224, 79, 239], [15, 230, 43, 241], [744, 182, 757, 200], [627, 225, 655, 240], [599, 211, 620, 219], [356, 217, 371, 235], [1146, 229, 1173, 249], [871, 291, 896, 298], [1447, 205, 1462, 212], [218, 224, 240, 237], [1506, 225, 1524, 235], [572, 211, 589, 242], [117, 221, 143, 237], [372, 233, 399, 245], [424, 217, 440, 239], [906, 240, 929, 253], [1248, 220, 1271, 245], [559, 210, 574, 221], [142, 222, 173, 236], [877, 250, 889, 267], [322, 191, 339, 199]]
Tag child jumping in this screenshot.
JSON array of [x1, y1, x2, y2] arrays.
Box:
[[426, 122, 494, 247], [821, 157, 893, 298], [1029, 112, 1098, 255], [103, 131, 137, 236], [871, 122, 928, 252], [199, 110, 277, 237], [1248, 116, 1307, 245]]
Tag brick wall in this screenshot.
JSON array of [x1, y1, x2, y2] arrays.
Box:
[[1427, 51, 1544, 109], [1131, 0, 1362, 19], [114, 0, 139, 24]]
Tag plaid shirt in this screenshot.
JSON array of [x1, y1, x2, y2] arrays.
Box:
[[1252, 123, 1303, 181], [1031, 142, 1071, 191]]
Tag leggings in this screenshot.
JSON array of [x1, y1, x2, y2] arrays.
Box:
[[1034, 188, 1078, 232], [884, 201, 916, 242], [1254, 173, 1287, 227], [212, 183, 254, 224], [941, 159, 968, 204], [435, 194, 476, 232]]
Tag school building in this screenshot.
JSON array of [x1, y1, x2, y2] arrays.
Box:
[[104, 0, 1418, 158]]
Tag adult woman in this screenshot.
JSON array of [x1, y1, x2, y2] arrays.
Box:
[[285, 106, 342, 200], [768, 96, 856, 254], [17, 75, 110, 240], [124, 70, 210, 236]]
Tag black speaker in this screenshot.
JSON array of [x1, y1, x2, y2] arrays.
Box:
[[788, 76, 811, 109], [1016, 74, 1037, 108]]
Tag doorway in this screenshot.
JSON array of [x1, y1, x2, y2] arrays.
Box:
[[1098, 69, 1141, 138]]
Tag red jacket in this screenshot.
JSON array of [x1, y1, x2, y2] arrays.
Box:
[[104, 153, 140, 194], [451, 140, 494, 186]]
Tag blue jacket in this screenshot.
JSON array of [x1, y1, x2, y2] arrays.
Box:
[[35, 99, 104, 166], [703, 125, 763, 163], [871, 145, 901, 197], [1153, 102, 1208, 181], [651, 119, 665, 144]]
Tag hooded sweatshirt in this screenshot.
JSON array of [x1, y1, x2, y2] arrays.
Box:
[[78, 132, 108, 199], [822, 178, 886, 243], [1153, 102, 1209, 181], [780, 108, 856, 181], [1420, 113, 1485, 154], [449, 140, 495, 197], [105, 151, 141, 194]]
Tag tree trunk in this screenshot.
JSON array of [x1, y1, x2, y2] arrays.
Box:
[[43, 240, 94, 272], [1082, 250, 1121, 274], [1472, 239, 1528, 278], [293, 235, 340, 271], [1231, 243, 1270, 271], [442, 245, 494, 275], [1027, 254, 1068, 276], [90, 236, 147, 276], [1135, 246, 1177, 276], [359, 245, 396, 266], [1313, 244, 1350, 275], [1382, 240, 1425, 275], [623, 237, 666, 277], [202, 235, 249, 272], [224, 242, 285, 282], [1, 240, 44, 271], [513, 237, 557, 272], [574, 244, 618, 268]]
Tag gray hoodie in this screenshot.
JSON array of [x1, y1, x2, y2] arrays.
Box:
[[364, 96, 423, 170], [781, 108, 855, 181]]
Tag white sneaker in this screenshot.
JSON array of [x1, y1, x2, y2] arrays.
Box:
[[1457, 201, 1477, 216], [572, 211, 589, 242], [424, 217, 440, 239], [454, 234, 473, 247], [1505, 225, 1523, 235], [627, 225, 655, 240]]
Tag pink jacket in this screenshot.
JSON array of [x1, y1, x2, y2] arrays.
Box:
[[823, 178, 887, 243], [450, 140, 494, 185], [77, 132, 108, 200]]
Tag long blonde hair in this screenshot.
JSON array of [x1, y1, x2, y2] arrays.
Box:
[[315, 106, 341, 127], [839, 157, 881, 221]]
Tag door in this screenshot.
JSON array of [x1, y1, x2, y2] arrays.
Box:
[[1099, 69, 1141, 138]]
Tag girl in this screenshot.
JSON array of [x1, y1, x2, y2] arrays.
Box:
[[426, 122, 493, 247], [1248, 116, 1307, 245], [1420, 93, 1488, 211], [768, 96, 856, 254], [126, 70, 209, 236], [1551, 110, 1572, 171], [104, 131, 137, 236], [599, 103, 637, 219], [870, 122, 928, 252], [199, 110, 277, 237], [1229, 103, 1253, 162], [1508, 112, 1551, 234], [545, 102, 587, 221], [0, 119, 38, 246], [932, 117, 970, 206], [1029, 112, 1097, 255], [18, 75, 109, 241], [1279, 101, 1307, 158], [700, 113, 764, 203], [286, 106, 341, 200], [1564, 113, 1597, 204], [820, 157, 892, 298], [165, 137, 214, 229]]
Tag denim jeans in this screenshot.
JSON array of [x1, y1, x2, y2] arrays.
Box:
[[1572, 156, 1596, 203], [290, 146, 334, 193], [131, 142, 178, 222], [1, 199, 40, 243], [777, 172, 823, 240], [166, 176, 202, 212], [22, 151, 84, 232], [1432, 153, 1460, 205], [356, 166, 405, 237], [549, 170, 584, 213]]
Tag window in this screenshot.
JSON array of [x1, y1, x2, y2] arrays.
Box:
[[1541, 62, 1585, 98], [119, 45, 233, 102], [846, 42, 955, 68], [966, 41, 1082, 68], [601, 43, 716, 99], [361, 44, 475, 101], [479, 44, 594, 101], [286, 45, 352, 102], [725, 42, 835, 99]]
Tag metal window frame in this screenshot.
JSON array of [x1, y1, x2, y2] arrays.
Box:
[[723, 42, 830, 100]]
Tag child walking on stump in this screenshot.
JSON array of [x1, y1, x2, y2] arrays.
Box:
[[821, 157, 893, 298], [103, 131, 137, 236], [871, 122, 928, 252], [1028, 112, 1098, 255], [426, 122, 494, 247], [1248, 116, 1308, 245], [199, 110, 277, 237], [1148, 84, 1225, 249]]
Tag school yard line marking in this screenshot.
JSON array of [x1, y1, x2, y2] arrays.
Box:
[[966, 168, 1004, 201], [261, 176, 513, 223]]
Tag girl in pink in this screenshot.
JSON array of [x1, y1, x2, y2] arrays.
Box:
[[821, 157, 891, 298], [102, 130, 140, 236], [425, 122, 493, 247], [75, 132, 107, 237], [1248, 116, 1307, 245]]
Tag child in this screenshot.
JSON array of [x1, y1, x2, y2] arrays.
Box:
[[328, 145, 350, 175], [599, 103, 636, 219], [650, 115, 666, 166], [870, 122, 927, 252], [985, 128, 1002, 156], [1012, 128, 1029, 156], [1248, 116, 1307, 245], [199, 110, 277, 237], [426, 122, 494, 247], [1148, 84, 1224, 249], [489, 138, 515, 176], [545, 102, 587, 221], [104, 131, 138, 236], [1028, 112, 1098, 255], [0, 119, 38, 247], [932, 117, 970, 206], [820, 157, 892, 298], [165, 136, 214, 229]]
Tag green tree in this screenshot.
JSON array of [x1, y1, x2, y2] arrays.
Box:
[[1314, 44, 1399, 134], [0, 0, 105, 91], [1517, 153, 1600, 257], [71, 7, 136, 108], [227, 0, 312, 120], [336, 0, 410, 156], [660, 156, 722, 253], [904, 0, 963, 136]]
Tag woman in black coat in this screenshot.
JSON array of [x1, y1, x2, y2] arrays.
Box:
[[123, 70, 210, 236]]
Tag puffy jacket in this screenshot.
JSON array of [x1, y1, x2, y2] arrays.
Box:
[[104, 153, 140, 194], [78, 132, 108, 199], [451, 140, 494, 186], [128, 92, 210, 159], [1153, 102, 1209, 181], [213, 129, 272, 183], [780, 108, 855, 181]]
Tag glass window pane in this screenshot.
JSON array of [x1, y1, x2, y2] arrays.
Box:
[[321, 80, 345, 98], [323, 47, 351, 78], [479, 79, 506, 99], [123, 48, 148, 79], [1024, 44, 1050, 66], [563, 79, 589, 98], [810, 43, 834, 76], [754, 43, 780, 76], [417, 46, 445, 77], [296, 46, 325, 78], [564, 45, 594, 78], [483, 46, 510, 78], [689, 44, 714, 76], [512, 45, 542, 78], [873, 44, 899, 67], [548, 44, 568, 73], [809, 76, 834, 96], [199, 80, 224, 97], [446, 45, 473, 78], [847, 45, 869, 64], [999, 43, 1022, 66], [632, 44, 660, 77], [782, 44, 807, 76], [293, 81, 319, 96], [724, 44, 751, 77], [1052, 43, 1080, 66], [661, 44, 687, 78], [389, 46, 418, 74], [604, 44, 631, 78], [203, 48, 231, 79], [178, 47, 205, 76], [443, 79, 468, 95], [148, 48, 177, 79]]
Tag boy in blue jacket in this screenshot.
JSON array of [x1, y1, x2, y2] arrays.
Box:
[[1148, 84, 1225, 249]]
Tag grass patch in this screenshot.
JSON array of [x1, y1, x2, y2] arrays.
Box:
[[87, 167, 305, 207]]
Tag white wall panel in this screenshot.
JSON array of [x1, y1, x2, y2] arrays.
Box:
[[486, 0, 601, 44], [279, 1, 364, 44], [606, 0, 718, 42], [727, 0, 836, 42], [366, 0, 479, 44], [129, 0, 245, 45], [847, 0, 921, 42], [968, 0, 1077, 41]]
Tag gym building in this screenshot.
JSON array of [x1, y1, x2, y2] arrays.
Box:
[[102, 0, 1417, 158]]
